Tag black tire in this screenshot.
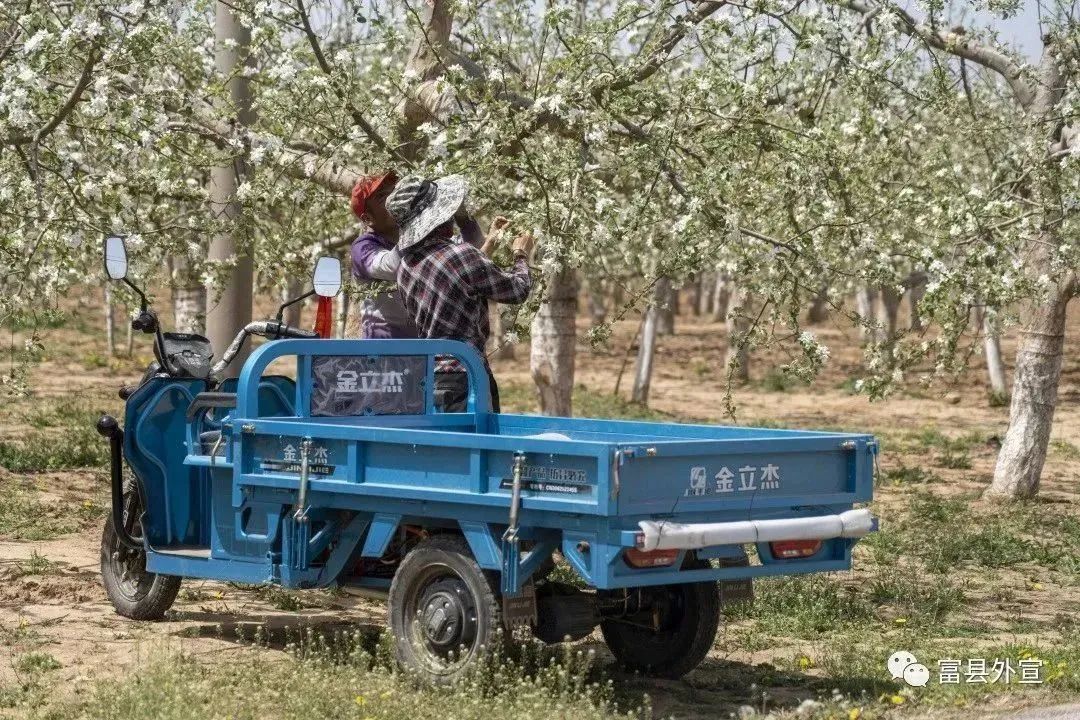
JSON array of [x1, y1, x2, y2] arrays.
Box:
[[388, 534, 503, 684], [600, 558, 720, 679], [100, 475, 181, 621]]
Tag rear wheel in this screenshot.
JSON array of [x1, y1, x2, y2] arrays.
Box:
[[100, 476, 181, 620], [600, 558, 719, 678], [388, 534, 503, 684]]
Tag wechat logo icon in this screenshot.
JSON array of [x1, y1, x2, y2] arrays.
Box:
[[888, 650, 930, 687]]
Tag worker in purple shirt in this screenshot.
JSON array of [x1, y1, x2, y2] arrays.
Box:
[[349, 172, 504, 339]]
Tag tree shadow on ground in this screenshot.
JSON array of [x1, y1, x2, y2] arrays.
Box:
[[168, 609, 384, 653], [609, 655, 897, 719]]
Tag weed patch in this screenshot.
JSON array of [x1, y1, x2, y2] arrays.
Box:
[[0, 482, 104, 540], [725, 575, 874, 635], [53, 636, 646, 720]]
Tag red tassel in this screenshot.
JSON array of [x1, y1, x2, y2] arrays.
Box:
[[314, 296, 333, 338]]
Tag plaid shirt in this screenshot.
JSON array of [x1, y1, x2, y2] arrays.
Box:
[[398, 238, 531, 372]]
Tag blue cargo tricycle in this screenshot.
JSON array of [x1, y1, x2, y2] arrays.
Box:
[[97, 236, 878, 682]]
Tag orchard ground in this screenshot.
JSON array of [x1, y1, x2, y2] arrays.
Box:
[[2, 293, 1079, 720]]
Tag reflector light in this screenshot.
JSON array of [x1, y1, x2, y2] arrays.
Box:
[[624, 547, 679, 568], [770, 539, 822, 559]]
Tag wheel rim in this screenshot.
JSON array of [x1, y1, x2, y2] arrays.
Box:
[[105, 491, 155, 601], [404, 563, 480, 671]]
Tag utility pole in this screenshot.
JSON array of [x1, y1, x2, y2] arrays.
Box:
[[205, 0, 254, 374]]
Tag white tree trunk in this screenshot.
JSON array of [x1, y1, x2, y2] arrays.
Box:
[[631, 286, 662, 404], [530, 269, 578, 416], [490, 302, 516, 360], [982, 308, 1008, 397], [205, 1, 255, 376], [725, 284, 750, 383], [336, 290, 350, 339], [172, 285, 206, 335], [712, 273, 731, 322], [855, 287, 878, 342], [104, 285, 115, 356], [656, 278, 675, 335], [698, 272, 714, 316], [989, 283, 1072, 498]]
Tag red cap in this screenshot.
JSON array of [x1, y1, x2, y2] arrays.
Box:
[[350, 172, 397, 219]]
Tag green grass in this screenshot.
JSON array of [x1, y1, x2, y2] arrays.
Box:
[[1050, 439, 1080, 460], [0, 482, 105, 540], [38, 638, 645, 720], [12, 551, 58, 577], [0, 401, 113, 472], [724, 575, 875, 635], [15, 652, 61, 675], [760, 368, 808, 393], [877, 465, 939, 486]]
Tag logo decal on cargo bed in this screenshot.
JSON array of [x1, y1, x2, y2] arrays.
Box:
[[686, 464, 782, 496]]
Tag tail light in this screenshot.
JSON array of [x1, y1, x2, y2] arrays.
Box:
[[770, 539, 822, 559], [313, 296, 334, 338], [624, 547, 680, 568]]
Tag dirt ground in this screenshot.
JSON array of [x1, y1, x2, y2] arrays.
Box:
[[2, 293, 1079, 718]]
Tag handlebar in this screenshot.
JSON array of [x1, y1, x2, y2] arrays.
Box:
[[210, 321, 319, 377]]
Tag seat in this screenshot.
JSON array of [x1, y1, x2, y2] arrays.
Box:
[[199, 430, 224, 455]]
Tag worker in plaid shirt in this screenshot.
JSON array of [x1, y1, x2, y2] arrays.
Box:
[[386, 174, 534, 412]]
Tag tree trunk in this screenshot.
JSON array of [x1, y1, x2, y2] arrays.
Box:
[[336, 290, 350, 339], [585, 278, 607, 328], [989, 48, 1072, 500], [807, 288, 829, 325], [907, 272, 926, 331], [656, 277, 675, 335], [631, 296, 660, 405], [104, 285, 115, 356], [688, 274, 702, 317], [982, 308, 1008, 398], [725, 284, 750, 383], [283, 276, 304, 328], [878, 285, 900, 339], [712, 273, 731, 321], [989, 282, 1072, 498], [172, 285, 207, 335], [169, 255, 206, 334], [855, 287, 878, 342], [530, 269, 578, 416], [490, 302, 515, 360], [698, 272, 714, 316], [205, 1, 255, 377]]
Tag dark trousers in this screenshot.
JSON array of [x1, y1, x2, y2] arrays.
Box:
[[435, 369, 501, 413]]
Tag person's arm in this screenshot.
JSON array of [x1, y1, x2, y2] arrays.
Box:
[[351, 235, 401, 282], [457, 214, 510, 255], [459, 244, 532, 304]]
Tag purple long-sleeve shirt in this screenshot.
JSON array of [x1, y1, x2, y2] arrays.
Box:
[[350, 231, 416, 339], [349, 218, 485, 339]]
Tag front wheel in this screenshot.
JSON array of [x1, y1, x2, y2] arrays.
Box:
[[388, 534, 503, 684], [599, 559, 720, 678], [100, 477, 181, 620]]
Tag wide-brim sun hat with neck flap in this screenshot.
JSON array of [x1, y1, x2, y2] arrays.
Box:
[[386, 174, 468, 252]]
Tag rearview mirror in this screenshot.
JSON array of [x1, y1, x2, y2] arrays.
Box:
[[312, 256, 341, 298], [103, 236, 127, 280]]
